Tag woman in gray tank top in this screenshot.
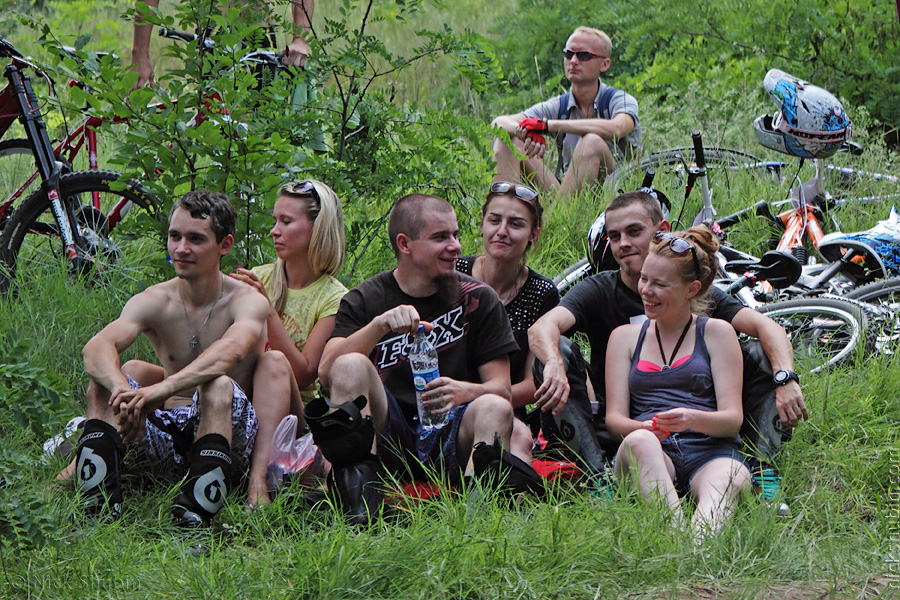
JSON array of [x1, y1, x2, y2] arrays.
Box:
[[605, 226, 751, 541]]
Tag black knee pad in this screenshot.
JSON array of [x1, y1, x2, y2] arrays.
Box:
[[75, 419, 124, 520], [472, 434, 545, 499], [741, 340, 791, 470], [531, 338, 608, 473], [304, 396, 375, 467], [172, 433, 235, 527]]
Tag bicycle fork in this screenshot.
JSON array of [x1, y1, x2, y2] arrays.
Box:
[[5, 62, 84, 261]]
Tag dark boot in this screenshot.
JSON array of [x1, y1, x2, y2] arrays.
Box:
[[74, 419, 125, 522], [305, 396, 383, 525], [171, 433, 235, 528], [472, 433, 545, 499]]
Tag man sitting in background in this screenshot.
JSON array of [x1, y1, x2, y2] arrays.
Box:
[[490, 26, 641, 198]]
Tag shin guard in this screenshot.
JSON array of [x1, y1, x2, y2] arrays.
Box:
[[172, 433, 234, 527], [304, 396, 383, 525], [532, 337, 608, 473], [75, 419, 124, 520]]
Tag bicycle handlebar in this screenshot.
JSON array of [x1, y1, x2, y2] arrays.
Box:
[[159, 27, 216, 50], [0, 36, 23, 59], [691, 130, 707, 170]]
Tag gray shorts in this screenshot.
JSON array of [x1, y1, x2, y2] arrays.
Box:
[[123, 375, 258, 481]]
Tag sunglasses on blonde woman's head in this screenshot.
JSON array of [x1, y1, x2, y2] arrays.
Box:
[[285, 180, 320, 201], [489, 181, 539, 203], [653, 231, 700, 279]]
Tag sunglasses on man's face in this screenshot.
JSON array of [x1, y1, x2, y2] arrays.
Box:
[[562, 49, 606, 61], [489, 181, 539, 203], [653, 231, 700, 279]]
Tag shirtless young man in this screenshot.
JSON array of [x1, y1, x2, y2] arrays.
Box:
[[74, 190, 271, 526]]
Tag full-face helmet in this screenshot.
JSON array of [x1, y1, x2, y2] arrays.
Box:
[[753, 69, 851, 159]]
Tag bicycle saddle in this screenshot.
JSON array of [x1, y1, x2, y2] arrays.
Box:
[[724, 250, 802, 289]]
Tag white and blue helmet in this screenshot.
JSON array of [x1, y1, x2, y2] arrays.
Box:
[[753, 69, 851, 159]]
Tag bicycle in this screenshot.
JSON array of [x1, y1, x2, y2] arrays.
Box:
[[0, 36, 159, 295], [0, 29, 294, 294]]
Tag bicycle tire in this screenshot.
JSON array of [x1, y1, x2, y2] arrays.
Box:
[[0, 170, 161, 296], [0, 139, 44, 220], [846, 276, 900, 352], [553, 257, 595, 296], [605, 147, 769, 192], [754, 296, 875, 373]]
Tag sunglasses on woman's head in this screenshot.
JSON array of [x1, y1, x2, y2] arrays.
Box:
[[653, 231, 700, 279], [285, 180, 320, 201], [489, 181, 539, 203]]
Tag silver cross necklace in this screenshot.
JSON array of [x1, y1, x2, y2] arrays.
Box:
[[179, 274, 226, 356]]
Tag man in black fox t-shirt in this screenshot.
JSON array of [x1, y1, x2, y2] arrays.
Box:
[[312, 193, 528, 523]]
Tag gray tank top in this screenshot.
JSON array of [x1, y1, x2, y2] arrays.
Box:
[[628, 316, 718, 426]]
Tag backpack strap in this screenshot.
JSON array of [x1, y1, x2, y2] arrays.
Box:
[[554, 92, 570, 178], [598, 85, 618, 119]]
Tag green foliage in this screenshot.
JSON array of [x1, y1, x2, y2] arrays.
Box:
[[0, 335, 71, 441], [0, 448, 58, 552], [32, 0, 502, 279]]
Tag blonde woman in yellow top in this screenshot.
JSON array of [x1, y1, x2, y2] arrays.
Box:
[[232, 180, 348, 504]]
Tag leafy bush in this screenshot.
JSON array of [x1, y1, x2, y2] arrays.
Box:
[[0, 335, 71, 441], [36, 0, 503, 282]]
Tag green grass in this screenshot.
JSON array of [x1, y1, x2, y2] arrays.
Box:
[[1, 1, 900, 598]]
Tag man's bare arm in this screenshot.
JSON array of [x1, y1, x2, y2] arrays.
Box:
[[285, 0, 314, 67], [319, 304, 424, 388], [132, 0, 160, 88], [491, 113, 528, 135], [528, 305, 577, 413], [549, 112, 635, 142], [82, 294, 151, 394], [423, 355, 512, 414], [731, 307, 808, 427]]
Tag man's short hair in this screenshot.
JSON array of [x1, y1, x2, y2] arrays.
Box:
[[388, 194, 454, 257], [606, 190, 663, 224], [572, 26, 612, 58], [169, 190, 236, 242]]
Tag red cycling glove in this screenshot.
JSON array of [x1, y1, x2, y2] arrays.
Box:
[[518, 117, 549, 145]]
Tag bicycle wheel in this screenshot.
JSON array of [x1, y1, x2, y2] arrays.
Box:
[[0, 170, 162, 297], [604, 147, 781, 227], [553, 257, 595, 296], [754, 296, 876, 373], [846, 277, 900, 352], [0, 139, 47, 225]]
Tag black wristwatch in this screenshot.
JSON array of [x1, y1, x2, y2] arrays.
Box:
[[773, 369, 800, 386]]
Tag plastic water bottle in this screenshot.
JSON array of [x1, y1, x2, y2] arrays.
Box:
[[409, 324, 449, 430]]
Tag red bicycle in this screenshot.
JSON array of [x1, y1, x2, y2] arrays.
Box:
[[0, 36, 159, 294]]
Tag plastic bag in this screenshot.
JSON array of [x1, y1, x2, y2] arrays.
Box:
[[266, 414, 325, 495]]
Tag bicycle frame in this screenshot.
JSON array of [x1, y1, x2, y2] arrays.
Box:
[[0, 109, 136, 229]]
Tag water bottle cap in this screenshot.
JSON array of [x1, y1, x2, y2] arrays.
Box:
[[417, 324, 425, 333]]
